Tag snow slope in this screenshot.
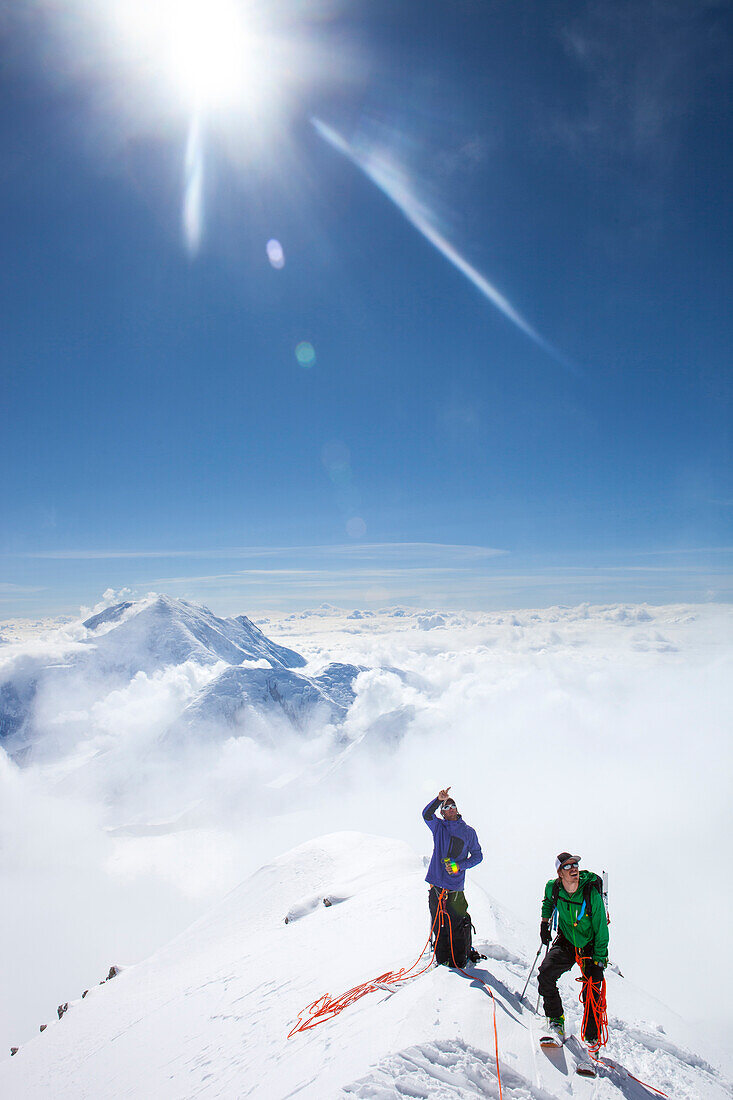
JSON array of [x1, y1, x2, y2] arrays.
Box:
[[1, 833, 728, 1099], [173, 661, 364, 737]]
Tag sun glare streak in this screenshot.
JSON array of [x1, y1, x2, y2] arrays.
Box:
[[313, 119, 577, 374], [183, 114, 204, 253]]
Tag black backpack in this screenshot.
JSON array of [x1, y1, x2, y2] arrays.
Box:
[[434, 913, 472, 968]]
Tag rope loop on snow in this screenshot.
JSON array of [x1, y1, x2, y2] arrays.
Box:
[[287, 889, 504, 1099], [287, 889, 446, 1039]]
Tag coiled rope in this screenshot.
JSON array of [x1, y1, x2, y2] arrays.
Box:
[[575, 949, 609, 1050], [574, 949, 667, 1096], [287, 889, 504, 1099]]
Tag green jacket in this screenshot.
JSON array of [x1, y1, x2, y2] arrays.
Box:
[[541, 870, 609, 965]]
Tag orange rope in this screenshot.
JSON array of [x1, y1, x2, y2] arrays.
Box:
[[443, 905, 504, 1100], [590, 1052, 669, 1097], [573, 950, 667, 1096], [574, 950, 609, 1049], [287, 890, 504, 1099], [618, 1068, 668, 1096], [287, 889, 446, 1038]]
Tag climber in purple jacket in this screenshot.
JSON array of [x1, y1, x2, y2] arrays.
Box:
[[423, 787, 483, 965]]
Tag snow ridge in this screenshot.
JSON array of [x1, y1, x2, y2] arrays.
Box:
[[1, 833, 728, 1099]]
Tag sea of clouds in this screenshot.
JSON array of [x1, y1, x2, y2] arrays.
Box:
[[0, 596, 731, 1060]]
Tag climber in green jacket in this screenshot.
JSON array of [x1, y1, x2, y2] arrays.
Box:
[[537, 852, 609, 1047]]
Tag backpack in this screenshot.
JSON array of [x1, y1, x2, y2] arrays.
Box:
[[434, 913, 472, 967]]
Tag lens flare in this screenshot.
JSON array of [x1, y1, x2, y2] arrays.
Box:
[[295, 341, 316, 367], [321, 441, 351, 484], [267, 239, 285, 269], [25, 3, 358, 258], [346, 516, 367, 538]]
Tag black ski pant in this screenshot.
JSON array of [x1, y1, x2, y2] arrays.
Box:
[[428, 886, 471, 964], [537, 931, 604, 1042]]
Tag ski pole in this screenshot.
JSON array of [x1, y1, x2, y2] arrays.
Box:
[[520, 945, 543, 1000], [533, 945, 549, 1013]]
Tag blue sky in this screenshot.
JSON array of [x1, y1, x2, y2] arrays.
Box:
[[1, 0, 731, 616]]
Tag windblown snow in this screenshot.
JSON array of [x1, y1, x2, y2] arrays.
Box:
[[0, 832, 729, 1099]]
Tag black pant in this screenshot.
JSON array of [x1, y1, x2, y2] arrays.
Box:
[[537, 931, 604, 1042], [428, 886, 471, 965]]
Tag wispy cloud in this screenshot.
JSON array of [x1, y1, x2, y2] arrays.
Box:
[[634, 547, 733, 557], [0, 583, 46, 602], [16, 542, 507, 562], [313, 119, 577, 375], [4, 547, 732, 618]]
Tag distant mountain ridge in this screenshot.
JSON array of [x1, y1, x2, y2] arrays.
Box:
[[0, 596, 354, 753], [82, 595, 306, 673]]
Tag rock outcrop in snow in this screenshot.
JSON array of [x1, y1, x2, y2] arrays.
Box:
[[1, 833, 728, 1099]]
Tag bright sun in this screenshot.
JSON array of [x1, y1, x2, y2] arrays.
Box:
[[111, 0, 272, 112]]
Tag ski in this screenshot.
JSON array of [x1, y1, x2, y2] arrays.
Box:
[[575, 1061, 597, 1078], [539, 1020, 565, 1049], [564, 1035, 598, 1078]]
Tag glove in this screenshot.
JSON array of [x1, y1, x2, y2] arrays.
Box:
[[582, 959, 605, 983], [540, 920, 551, 946], [443, 858, 459, 875]]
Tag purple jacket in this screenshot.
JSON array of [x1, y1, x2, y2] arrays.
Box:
[[423, 798, 483, 891]]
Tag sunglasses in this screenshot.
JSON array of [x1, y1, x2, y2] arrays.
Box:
[[561, 862, 579, 871]]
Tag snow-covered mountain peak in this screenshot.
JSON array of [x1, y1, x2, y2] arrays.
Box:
[[1, 832, 727, 1099], [0, 596, 317, 752], [81, 594, 306, 674]]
